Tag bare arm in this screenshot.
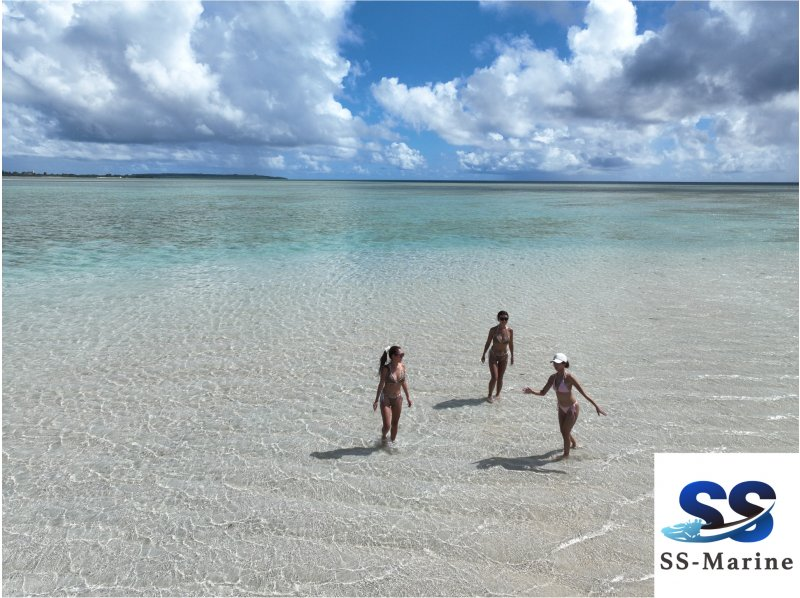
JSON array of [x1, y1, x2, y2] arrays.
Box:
[[509, 328, 514, 365], [401, 377, 412, 407], [374, 368, 387, 411], [480, 328, 494, 362], [569, 374, 606, 415], [523, 374, 554, 396]]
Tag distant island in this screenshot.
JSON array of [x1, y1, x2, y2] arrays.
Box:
[[2, 171, 287, 180]]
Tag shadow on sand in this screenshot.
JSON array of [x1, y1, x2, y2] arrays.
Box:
[[474, 450, 567, 474], [432, 397, 489, 410], [310, 443, 385, 460]]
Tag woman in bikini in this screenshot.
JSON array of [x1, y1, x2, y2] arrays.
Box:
[[374, 345, 412, 445], [522, 353, 606, 460], [480, 310, 514, 402]]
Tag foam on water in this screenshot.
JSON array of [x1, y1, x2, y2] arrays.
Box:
[[3, 180, 798, 596]]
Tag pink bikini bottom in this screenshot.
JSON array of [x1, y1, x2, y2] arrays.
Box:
[[558, 402, 578, 417]]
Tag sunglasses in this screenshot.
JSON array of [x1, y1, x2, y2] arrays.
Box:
[[395, 352, 405, 357], [499, 317, 508, 321]]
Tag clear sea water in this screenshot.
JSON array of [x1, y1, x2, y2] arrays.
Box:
[[3, 178, 798, 596]]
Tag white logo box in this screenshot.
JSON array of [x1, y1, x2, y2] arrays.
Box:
[[654, 453, 799, 597]]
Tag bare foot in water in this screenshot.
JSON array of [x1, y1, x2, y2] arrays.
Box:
[[553, 453, 570, 461], [487, 396, 495, 403]]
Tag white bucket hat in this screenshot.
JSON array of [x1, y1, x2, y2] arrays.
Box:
[[550, 353, 569, 364]]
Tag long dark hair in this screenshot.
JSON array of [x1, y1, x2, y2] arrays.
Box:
[[379, 345, 401, 374]]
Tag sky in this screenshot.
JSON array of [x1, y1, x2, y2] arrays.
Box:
[[2, 0, 798, 181]]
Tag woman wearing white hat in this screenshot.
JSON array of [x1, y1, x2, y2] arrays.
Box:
[[522, 353, 606, 460], [374, 345, 412, 445]]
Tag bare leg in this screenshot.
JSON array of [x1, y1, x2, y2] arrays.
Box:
[[380, 404, 392, 442], [495, 358, 508, 398], [487, 360, 498, 401], [390, 399, 403, 441], [557, 404, 580, 459]]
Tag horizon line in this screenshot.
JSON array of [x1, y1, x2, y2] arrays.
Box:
[[3, 171, 797, 185]]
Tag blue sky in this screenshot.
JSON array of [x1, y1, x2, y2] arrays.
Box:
[[3, 1, 798, 181]]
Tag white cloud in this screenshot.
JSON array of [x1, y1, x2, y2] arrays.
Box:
[[710, 0, 755, 35], [568, 0, 650, 81], [261, 155, 286, 170], [383, 142, 426, 170], [372, 78, 478, 145], [372, 0, 655, 175], [297, 153, 333, 174], [2, 0, 362, 164], [3, 0, 796, 180], [373, 0, 797, 179]]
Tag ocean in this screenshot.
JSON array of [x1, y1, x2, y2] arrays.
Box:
[[3, 178, 798, 596]]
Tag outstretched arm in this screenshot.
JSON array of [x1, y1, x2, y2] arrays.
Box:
[[570, 374, 606, 415], [523, 374, 554, 396]]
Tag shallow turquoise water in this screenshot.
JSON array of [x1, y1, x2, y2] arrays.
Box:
[[3, 179, 798, 596], [5, 180, 796, 279]]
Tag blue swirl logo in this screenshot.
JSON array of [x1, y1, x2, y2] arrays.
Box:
[[662, 481, 776, 543]]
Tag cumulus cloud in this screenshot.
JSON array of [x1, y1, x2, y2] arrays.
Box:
[[2, 0, 363, 172], [374, 0, 798, 179], [261, 155, 286, 170], [383, 142, 426, 170], [3, 0, 796, 180], [625, 2, 797, 107]]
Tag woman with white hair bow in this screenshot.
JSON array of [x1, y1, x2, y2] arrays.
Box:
[[374, 345, 412, 445]]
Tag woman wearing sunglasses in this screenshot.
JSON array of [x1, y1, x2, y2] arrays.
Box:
[[374, 345, 412, 445], [480, 310, 514, 403]]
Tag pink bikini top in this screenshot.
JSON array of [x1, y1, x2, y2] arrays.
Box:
[[554, 375, 570, 393]]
